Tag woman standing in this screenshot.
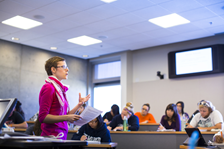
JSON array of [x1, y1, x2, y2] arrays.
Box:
[[39, 56, 90, 140]]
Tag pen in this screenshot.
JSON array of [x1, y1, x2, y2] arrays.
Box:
[[221, 131, 223, 139]]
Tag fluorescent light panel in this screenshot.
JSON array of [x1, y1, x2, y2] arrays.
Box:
[[101, 0, 117, 3], [148, 13, 190, 28], [2, 16, 43, 30], [67, 35, 102, 46]]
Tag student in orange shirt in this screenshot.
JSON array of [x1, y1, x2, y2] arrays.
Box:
[[135, 103, 156, 123]]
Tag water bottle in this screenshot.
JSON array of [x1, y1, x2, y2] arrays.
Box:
[[181, 114, 186, 131], [123, 116, 128, 131]]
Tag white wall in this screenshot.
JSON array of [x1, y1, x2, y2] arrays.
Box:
[[132, 34, 224, 122]]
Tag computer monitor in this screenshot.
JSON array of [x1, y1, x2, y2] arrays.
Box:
[[0, 98, 17, 134]]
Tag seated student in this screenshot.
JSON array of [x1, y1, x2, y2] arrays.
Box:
[[187, 100, 223, 131], [25, 117, 42, 136], [158, 103, 181, 131], [186, 110, 199, 126], [176, 101, 189, 120], [107, 102, 139, 131], [15, 100, 25, 120], [103, 104, 120, 123], [134, 103, 156, 123], [6, 109, 28, 128], [71, 115, 111, 142]]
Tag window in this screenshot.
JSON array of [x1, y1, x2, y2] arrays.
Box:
[[93, 84, 121, 116], [94, 61, 121, 79]]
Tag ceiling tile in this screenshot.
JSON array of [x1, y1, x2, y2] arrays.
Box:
[[0, 24, 21, 34], [192, 16, 224, 29], [38, 1, 81, 18], [194, 0, 224, 6], [206, 2, 224, 16], [159, 0, 203, 13], [83, 20, 121, 33], [144, 28, 177, 39], [167, 24, 202, 34], [148, 0, 172, 4], [206, 25, 224, 34], [20, 39, 48, 47], [104, 33, 153, 46], [108, 13, 145, 27], [181, 30, 214, 39], [22, 9, 61, 23], [85, 4, 127, 20], [179, 7, 217, 22], [111, 0, 154, 11], [120, 39, 162, 50], [0, 31, 8, 37], [0, 10, 15, 22], [44, 18, 80, 32], [63, 11, 102, 26], [31, 36, 64, 45], [12, 0, 58, 9], [89, 27, 138, 41], [28, 26, 59, 37], [132, 5, 170, 20], [126, 21, 161, 33], [60, 0, 104, 11], [1, 30, 43, 42], [0, 0, 33, 15], [52, 26, 97, 40]]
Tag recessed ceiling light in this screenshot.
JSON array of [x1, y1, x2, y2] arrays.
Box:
[[101, 0, 117, 3], [82, 55, 89, 58], [148, 13, 190, 28], [50, 47, 57, 50], [67, 35, 102, 46], [2, 15, 43, 30], [11, 37, 19, 41]]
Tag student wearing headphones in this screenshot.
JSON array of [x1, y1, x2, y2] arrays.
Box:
[[135, 103, 156, 123], [187, 100, 223, 131]]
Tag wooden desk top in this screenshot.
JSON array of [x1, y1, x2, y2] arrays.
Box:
[[85, 142, 117, 148], [139, 123, 159, 126], [110, 131, 217, 135], [26, 121, 35, 124], [179, 145, 211, 149]]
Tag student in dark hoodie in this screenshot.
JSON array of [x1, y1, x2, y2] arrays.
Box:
[[107, 102, 139, 131], [71, 115, 111, 142]]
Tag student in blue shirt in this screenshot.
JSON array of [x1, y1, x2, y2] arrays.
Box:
[[107, 102, 139, 131], [71, 115, 111, 142]]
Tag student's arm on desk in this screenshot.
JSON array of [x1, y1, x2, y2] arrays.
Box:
[[9, 121, 28, 128], [71, 125, 85, 140], [187, 123, 222, 131]]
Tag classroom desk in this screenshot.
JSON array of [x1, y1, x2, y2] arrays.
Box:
[[138, 123, 159, 131], [84, 142, 117, 149], [179, 145, 219, 149], [26, 121, 35, 127], [109, 131, 217, 149], [0, 139, 87, 149]]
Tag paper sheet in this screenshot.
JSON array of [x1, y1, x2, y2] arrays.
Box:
[[73, 106, 102, 126]]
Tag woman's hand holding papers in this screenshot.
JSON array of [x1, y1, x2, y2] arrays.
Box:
[[67, 114, 82, 123]]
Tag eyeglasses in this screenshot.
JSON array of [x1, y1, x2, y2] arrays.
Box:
[[142, 108, 148, 111], [198, 101, 210, 107], [57, 65, 69, 69], [89, 120, 98, 124]]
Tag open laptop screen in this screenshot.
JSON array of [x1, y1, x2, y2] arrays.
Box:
[[0, 98, 17, 133]]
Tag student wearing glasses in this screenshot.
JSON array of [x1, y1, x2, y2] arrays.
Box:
[[134, 103, 156, 123], [107, 102, 139, 131], [187, 100, 223, 131], [71, 115, 111, 142], [39, 56, 90, 140], [158, 104, 181, 131]]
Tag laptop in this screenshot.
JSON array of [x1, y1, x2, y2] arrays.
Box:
[[184, 128, 208, 147]]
